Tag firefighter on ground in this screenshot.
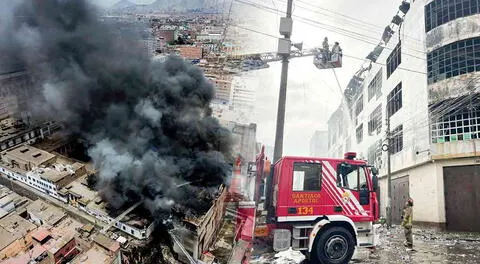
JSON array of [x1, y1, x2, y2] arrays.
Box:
[[401, 197, 414, 250]]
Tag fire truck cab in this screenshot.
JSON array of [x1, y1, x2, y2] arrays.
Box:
[[257, 151, 379, 264]]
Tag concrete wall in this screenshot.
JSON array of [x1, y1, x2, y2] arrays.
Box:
[[379, 157, 480, 224]]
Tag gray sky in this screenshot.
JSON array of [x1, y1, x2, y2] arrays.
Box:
[[231, 0, 400, 156], [92, 0, 154, 7], [92, 0, 403, 157]]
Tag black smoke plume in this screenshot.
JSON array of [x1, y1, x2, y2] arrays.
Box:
[[0, 0, 232, 218]]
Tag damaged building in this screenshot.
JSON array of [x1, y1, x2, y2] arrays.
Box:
[[327, 0, 480, 231]]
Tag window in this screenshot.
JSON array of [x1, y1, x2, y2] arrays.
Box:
[[387, 82, 403, 117], [431, 108, 480, 143], [356, 124, 364, 143], [427, 37, 480, 84], [355, 94, 364, 116], [368, 104, 383, 135], [387, 43, 402, 78], [391, 125, 403, 154], [425, 0, 480, 32], [337, 163, 368, 190], [292, 162, 322, 191], [368, 69, 382, 101], [367, 140, 382, 166]]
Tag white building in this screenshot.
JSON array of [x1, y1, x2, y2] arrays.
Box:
[[0, 145, 86, 203], [327, 0, 480, 231]]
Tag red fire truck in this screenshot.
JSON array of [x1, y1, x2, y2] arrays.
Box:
[[254, 147, 380, 264]]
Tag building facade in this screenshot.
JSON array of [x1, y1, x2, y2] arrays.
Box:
[[327, 0, 480, 231]]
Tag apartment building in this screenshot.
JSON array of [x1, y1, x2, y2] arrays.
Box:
[[327, 0, 480, 231], [0, 145, 86, 202]]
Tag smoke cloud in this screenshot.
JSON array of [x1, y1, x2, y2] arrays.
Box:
[[1, 0, 232, 218]]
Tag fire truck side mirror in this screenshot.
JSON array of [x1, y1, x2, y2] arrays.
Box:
[[372, 174, 379, 192]]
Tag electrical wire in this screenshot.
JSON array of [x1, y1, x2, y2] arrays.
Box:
[[292, 0, 425, 45], [233, 0, 426, 57], [228, 22, 428, 75]]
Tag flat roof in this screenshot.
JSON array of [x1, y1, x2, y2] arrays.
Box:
[[47, 234, 75, 254], [31, 228, 52, 243], [72, 245, 113, 264], [94, 234, 120, 253], [40, 168, 70, 183], [26, 200, 66, 226], [0, 213, 37, 237], [4, 145, 56, 167], [0, 227, 18, 251]]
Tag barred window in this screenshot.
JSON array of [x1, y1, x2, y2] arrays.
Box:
[[368, 69, 382, 101], [431, 110, 480, 143], [368, 104, 382, 135], [427, 37, 480, 84], [356, 124, 364, 144], [425, 0, 480, 32], [387, 43, 402, 78], [387, 82, 402, 118], [391, 125, 403, 154], [355, 94, 364, 116], [367, 140, 382, 165]]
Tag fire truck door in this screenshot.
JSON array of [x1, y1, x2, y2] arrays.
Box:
[[337, 163, 370, 215]]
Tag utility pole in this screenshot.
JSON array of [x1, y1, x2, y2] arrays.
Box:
[[385, 111, 392, 227], [273, 0, 294, 162]]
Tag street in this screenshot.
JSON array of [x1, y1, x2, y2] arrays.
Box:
[[251, 225, 480, 264]]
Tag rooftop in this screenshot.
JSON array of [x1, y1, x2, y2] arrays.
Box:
[[0, 213, 37, 237], [3, 145, 56, 167], [0, 226, 18, 251], [26, 200, 66, 226], [94, 234, 120, 253], [31, 228, 52, 243], [47, 234, 75, 255], [72, 245, 114, 264]]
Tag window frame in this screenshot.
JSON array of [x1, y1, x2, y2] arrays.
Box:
[[292, 162, 322, 192], [391, 125, 404, 154], [336, 163, 369, 191], [387, 82, 403, 118], [387, 42, 402, 78], [427, 36, 480, 84], [368, 104, 383, 135], [425, 0, 480, 32]]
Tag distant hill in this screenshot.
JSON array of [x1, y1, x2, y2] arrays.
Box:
[[107, 0, 218, 13], [110, 0, 137, 10]]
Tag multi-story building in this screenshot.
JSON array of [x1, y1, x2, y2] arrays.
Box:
[[0, 71, 31, 121], [0, 145, 86, 203], [327, 0, 480, 231]]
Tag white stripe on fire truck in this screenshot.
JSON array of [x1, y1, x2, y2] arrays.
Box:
[[322, 161, 368, 216], [320, 161, 357, 213], [321, 174, 354, 215], [321, 161, 364, 215], [307, 160, 356, 215], [309, 159, 353, 214]]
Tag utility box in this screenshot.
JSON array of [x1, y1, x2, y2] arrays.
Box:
[[277, 38, 291, 55], [279, 17, 293, 36]]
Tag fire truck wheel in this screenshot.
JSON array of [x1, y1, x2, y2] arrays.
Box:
[[311, 226, 355, 264]]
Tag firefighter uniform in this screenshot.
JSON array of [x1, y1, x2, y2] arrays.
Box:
[[401, 200, 413, 249]]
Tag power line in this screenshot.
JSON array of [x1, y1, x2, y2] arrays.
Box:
[[229, 22, 428, 75], [292, 0, 425, 45], [233, 0, 426, 58]]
